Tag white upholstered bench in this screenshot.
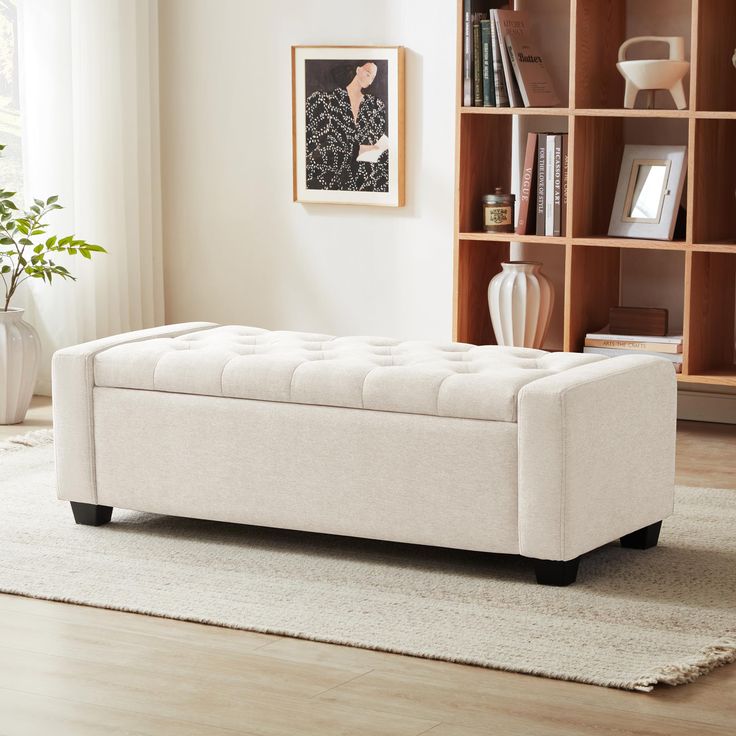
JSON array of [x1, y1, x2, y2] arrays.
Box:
[[52, 323, 677, 585]]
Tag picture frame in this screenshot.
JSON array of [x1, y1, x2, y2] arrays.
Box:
[[291, 46, 405, 207], [608, 144, 687, 240]]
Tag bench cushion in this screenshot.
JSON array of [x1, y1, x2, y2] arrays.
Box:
[[93, 325, 606, 423]]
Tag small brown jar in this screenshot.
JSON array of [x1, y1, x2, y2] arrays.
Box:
[[482, 188, 515, 233]]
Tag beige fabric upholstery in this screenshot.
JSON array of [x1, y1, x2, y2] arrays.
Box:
[[53, 323, 677, 562], [94, 325, 605, 422], [517, 355, 677, 561], [52, 323, 215, 503], [92, 387, 521, 553]]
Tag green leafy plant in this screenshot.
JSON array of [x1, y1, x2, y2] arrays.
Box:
[[0, 151, 106, 310]]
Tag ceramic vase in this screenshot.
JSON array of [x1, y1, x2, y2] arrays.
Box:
[[487, 262, 554, 349], [0, 308, 41, 424]]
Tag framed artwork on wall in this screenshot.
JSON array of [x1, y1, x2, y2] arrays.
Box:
[[292, 46, 405, 207]]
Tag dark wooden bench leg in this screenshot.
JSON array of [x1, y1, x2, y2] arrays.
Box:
[[620, 520, 662, 549], [532, 557, 580, 586], [70, 502, 113, 526]]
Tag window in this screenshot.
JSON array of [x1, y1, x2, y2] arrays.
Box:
[[0, 0, 22, 200]]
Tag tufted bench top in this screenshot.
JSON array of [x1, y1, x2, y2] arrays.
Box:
[[94, 324, 607, 423]]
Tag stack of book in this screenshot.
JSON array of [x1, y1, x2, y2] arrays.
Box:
[[516, 132, 569, 236], [583, 331, 684, 373], [463, 4, 560, 108]]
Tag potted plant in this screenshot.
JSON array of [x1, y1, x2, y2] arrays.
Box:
[[1, 147, 105, 424]]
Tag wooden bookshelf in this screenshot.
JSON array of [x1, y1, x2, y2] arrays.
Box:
[[453, 0, 736, 387]]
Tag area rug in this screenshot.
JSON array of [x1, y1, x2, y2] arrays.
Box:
[[1, 430, 735, 691]]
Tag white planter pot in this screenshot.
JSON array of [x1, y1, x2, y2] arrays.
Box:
[[0, 308, 41, 424], [488, 262, 554, 349]]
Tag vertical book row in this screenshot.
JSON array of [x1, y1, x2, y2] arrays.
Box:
[[463, 2, 560, 108], [516, 132, 569, 237]]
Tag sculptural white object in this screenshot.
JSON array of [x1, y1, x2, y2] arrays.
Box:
[[616, 36, 689, 110]]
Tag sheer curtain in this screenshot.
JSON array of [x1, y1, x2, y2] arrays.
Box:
[[17, 0, 164, 394]]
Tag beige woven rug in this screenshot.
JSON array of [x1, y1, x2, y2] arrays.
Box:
[[2, 430, 734, 691]]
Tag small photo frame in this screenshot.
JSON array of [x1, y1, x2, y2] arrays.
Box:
[[608, 144, 687, 241], [292, 46, 405, 207]]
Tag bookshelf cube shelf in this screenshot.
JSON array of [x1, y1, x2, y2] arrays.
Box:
[[571, 115, 689, 241], [574, 0, 693, 112], [695, 0, 736, 113], [692, 118, 736, 245], [454, 0, 736, 387]]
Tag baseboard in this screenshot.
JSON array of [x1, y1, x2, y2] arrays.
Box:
[[678, 389, 736, 424]]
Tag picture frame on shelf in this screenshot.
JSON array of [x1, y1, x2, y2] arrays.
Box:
[[291, 45, 405, 207], [608, 144, 687, 241]]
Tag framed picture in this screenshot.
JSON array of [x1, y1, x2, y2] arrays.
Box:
[[292, 46, 405, 207], [608, 144, 687, 241]]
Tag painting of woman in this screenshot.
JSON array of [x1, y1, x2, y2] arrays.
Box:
[[292, 46, 404, 207], [304, 61, 388, 193]]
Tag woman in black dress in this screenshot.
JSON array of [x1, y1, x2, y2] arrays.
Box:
[[305, 62, 388, 192]]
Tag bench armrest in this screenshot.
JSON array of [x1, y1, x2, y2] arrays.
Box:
[[52, 323, 215, 503], [517, 355, 677, 561]]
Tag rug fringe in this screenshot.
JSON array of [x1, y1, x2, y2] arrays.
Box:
[[632, 635, 736, 690], [0, 428, 54, 453]]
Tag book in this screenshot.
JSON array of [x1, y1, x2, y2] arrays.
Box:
[[463, 1, 473, 106], [553, 134, 563, 237], [585, 331, 683, 354], [516, 132, 538, 235], [561, 135, 568, 236], [535, 136, 547, 235], [501, 12, 561, 107], [584, 337, 683, 354], [492, 10, 522, 107], [472, 20, 483, 107], [490, 12, 509, 107], [583, 346, 683, 371], [545, 134, 556, 236], [356, 134, 389, 163], [586, 330, 683, 344], [480, 19, 495, 107]]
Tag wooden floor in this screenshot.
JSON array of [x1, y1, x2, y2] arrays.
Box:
[[1, 398, 734, 735]]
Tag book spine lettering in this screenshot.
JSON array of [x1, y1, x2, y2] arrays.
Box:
[[584, 338, 682, 354], [553, 134, 562, 237], [561, 135, 568, 236], [481, 20, 494, 107], [463, 5, 473, 106], [545, 134, 555, 236], [473, 21, 483, 107], [493, 10, 521, 107], [535, 138, 546, 235], [516, 132, 538, 235], [490, 11, 509, 107]]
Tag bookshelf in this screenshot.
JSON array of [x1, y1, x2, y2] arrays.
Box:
[[453, 0, 736, 387]]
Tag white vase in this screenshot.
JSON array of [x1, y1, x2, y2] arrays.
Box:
[[0, 308, 41, 424], [488, 262, 554, 349]]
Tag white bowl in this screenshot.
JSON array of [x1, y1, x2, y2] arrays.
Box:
[[617, 59, 690, 90]]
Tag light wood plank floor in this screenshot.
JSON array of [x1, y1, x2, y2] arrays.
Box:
[[1, 398, 734, 735]]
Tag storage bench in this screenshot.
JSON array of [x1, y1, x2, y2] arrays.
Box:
[[52, 323, 677, 585]]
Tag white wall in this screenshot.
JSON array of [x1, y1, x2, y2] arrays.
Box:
[[158, 0, 734, 421], [158, 0, 456, 341]]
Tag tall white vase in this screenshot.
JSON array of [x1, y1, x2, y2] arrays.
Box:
[[488, 262, 554, 348], [0, 308, 41, 424]]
